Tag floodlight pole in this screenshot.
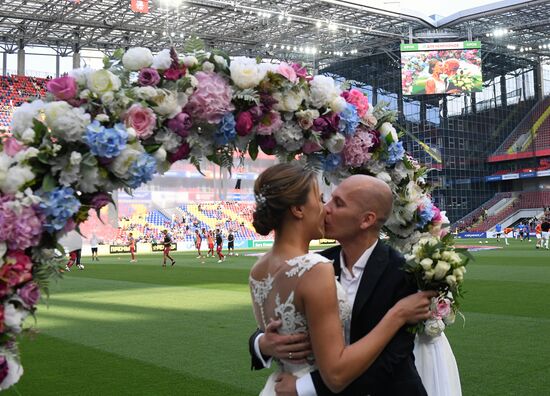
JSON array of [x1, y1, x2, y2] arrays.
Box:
[[408, 26, 413, 44]]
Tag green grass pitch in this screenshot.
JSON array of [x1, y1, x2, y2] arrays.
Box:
[[5, 238, 550, 395]]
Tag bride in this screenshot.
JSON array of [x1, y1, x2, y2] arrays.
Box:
[[249, 163, 435, 395]]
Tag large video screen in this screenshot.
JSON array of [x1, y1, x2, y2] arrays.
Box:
[[400, 41, 482, 95]]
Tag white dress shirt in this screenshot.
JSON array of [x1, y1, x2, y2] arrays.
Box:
[[296, 241, 378, 396]]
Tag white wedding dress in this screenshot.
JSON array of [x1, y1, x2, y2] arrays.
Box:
[[414, 332, 462, 396], [250, 253, 352, 396]]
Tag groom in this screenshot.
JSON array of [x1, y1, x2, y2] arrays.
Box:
[[248, 175, 426, 396]]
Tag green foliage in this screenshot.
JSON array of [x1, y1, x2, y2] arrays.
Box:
[[184, 37, 206, 55], [233, 88, 260, 106]]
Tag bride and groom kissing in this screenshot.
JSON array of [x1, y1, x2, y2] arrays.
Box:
[[248, 163, 436, 396]]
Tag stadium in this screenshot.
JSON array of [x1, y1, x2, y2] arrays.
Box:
[[0, 0, 550, 395]]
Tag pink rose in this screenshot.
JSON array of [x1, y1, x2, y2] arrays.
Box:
[[277, 63, 297, 83], [46, 76, 78, 101], [17, 282, 40, 308], [302, 140, 323, 154], [166, 112, 192, 138], [342, 89, 369, 117], [168, 142, 191, 163], [123, 104, 157, 140], [235, 112, 254, 136], [3, 137, 24, 157], [0, 251, 33, 288], [138, 68, 161, 86], [164, 64, 187, 81]]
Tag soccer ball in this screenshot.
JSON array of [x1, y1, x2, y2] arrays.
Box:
[[479, 241, 482, 244], [235, 253, 239, 257]]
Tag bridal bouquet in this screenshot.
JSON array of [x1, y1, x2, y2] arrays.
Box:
[[404, 233, 471, 336], [447, 69, 476, 92]]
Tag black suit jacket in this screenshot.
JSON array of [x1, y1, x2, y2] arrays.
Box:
[[249, 241, 426, 396]]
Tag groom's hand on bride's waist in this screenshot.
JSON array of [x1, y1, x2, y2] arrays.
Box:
[[260, 319, 313, 364]]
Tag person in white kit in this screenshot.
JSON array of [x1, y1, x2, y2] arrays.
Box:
[[90, 232, 99, 261]]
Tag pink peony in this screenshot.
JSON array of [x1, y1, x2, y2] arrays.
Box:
[[46, 76, 78, 101], [166, 112, 192, 138], [164, 64, 187, 81], [277, 63, 298, 83], [342, 129, 375, 167], [138, 68, 161, 86], [256, 111, 283, 136], [342, 89, 369, 118], [0, 251, 33, 288], [302, 140, 323, 154], [2, 137, 24, 157], [17, 282, 40, 308], [184, 72, 234, 124], [0, 196, 43, 251], [168, 142, 191, 163], [123, 104, 157, 140], [235, 112, 254, 136]]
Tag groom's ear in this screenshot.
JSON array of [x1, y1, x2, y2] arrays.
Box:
[[289, 204, 305, 220], [359, 211, 377, 230]]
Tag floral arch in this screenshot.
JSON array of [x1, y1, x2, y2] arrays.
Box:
[[0, 40, 467, 389]]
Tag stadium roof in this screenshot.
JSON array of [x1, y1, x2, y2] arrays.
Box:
[[0, 0, 548, 67]]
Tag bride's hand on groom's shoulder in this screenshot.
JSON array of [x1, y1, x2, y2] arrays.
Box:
[[259, 318, 312, 363], [275, 372, 298, 396]]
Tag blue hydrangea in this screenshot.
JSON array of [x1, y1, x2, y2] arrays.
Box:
[[215, 113, 237, 146], [38, 187, 81, 233], [386, 141, 405, 165], [85, 121, 128, 158], [126, 153, 157, 189], [323, 153, 342, 172], [338, 103, 360, 136], [417, 200, 435, 228]]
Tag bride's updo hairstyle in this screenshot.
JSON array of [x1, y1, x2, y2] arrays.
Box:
[[252, 163, 316, 236]]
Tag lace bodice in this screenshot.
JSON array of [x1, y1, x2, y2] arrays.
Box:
[[250, 253, 352, 372]]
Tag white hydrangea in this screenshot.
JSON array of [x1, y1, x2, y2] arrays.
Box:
[[308, 75, 342, 109], [229, 57, 265, 89], [69, 67, 94, 87], [77, 165, 101, 194], [3, 302, 29, 333], [0, 354, 23, 391], [274, 122, 304, 151], [11, 100, 45, 139], [152, 49, 172, 70], [154, 129, 182, 153], [122, 47, 154, 71], [1, 164, 36, 194], [109, 145, 144, 179], [43, 101, 91, 142], [187, 131, 214, 158]]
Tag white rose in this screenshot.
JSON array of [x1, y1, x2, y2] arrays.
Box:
[[229, 57, 264, 89], [79, 89, 91, 99], [330, 96, 347, 113], [445, 274, 457, 287], [182, 55, 198, 67], [122, 47, 154, 71], [109, 146, 143, 178], [101, 91, 115, 105], [19, 128, 36, 144], [420, 258, 433, 271], [453, 267, 465, 281], [13, 147, 39, 163], [379, 122, 398, 143], [443, 310, 456, 325], [433, 260, 451, 280], [126, 127, 137, 141], [134, 86, 158, 100], [273, 90, 304, 112], [0, 354, 23, 391], [424, 318, 445, 337], [95, 114, 110, 123], [376, 171, 392, 184], [364, 114, 378, 129], [308, 75, 341, 108], [152, 49, 172, 69], [213, 55, 228, 69], [153, 146, 167, 162], [11, 100, 45, 137], [202, 61, 215, 73], [87, 70, 121, 95], [69, 151, 82, 166], [153, 90, 186, 119], [423, 269, 435, 281], [4, 302, 29, 333], [69, 67, 93, 87]]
